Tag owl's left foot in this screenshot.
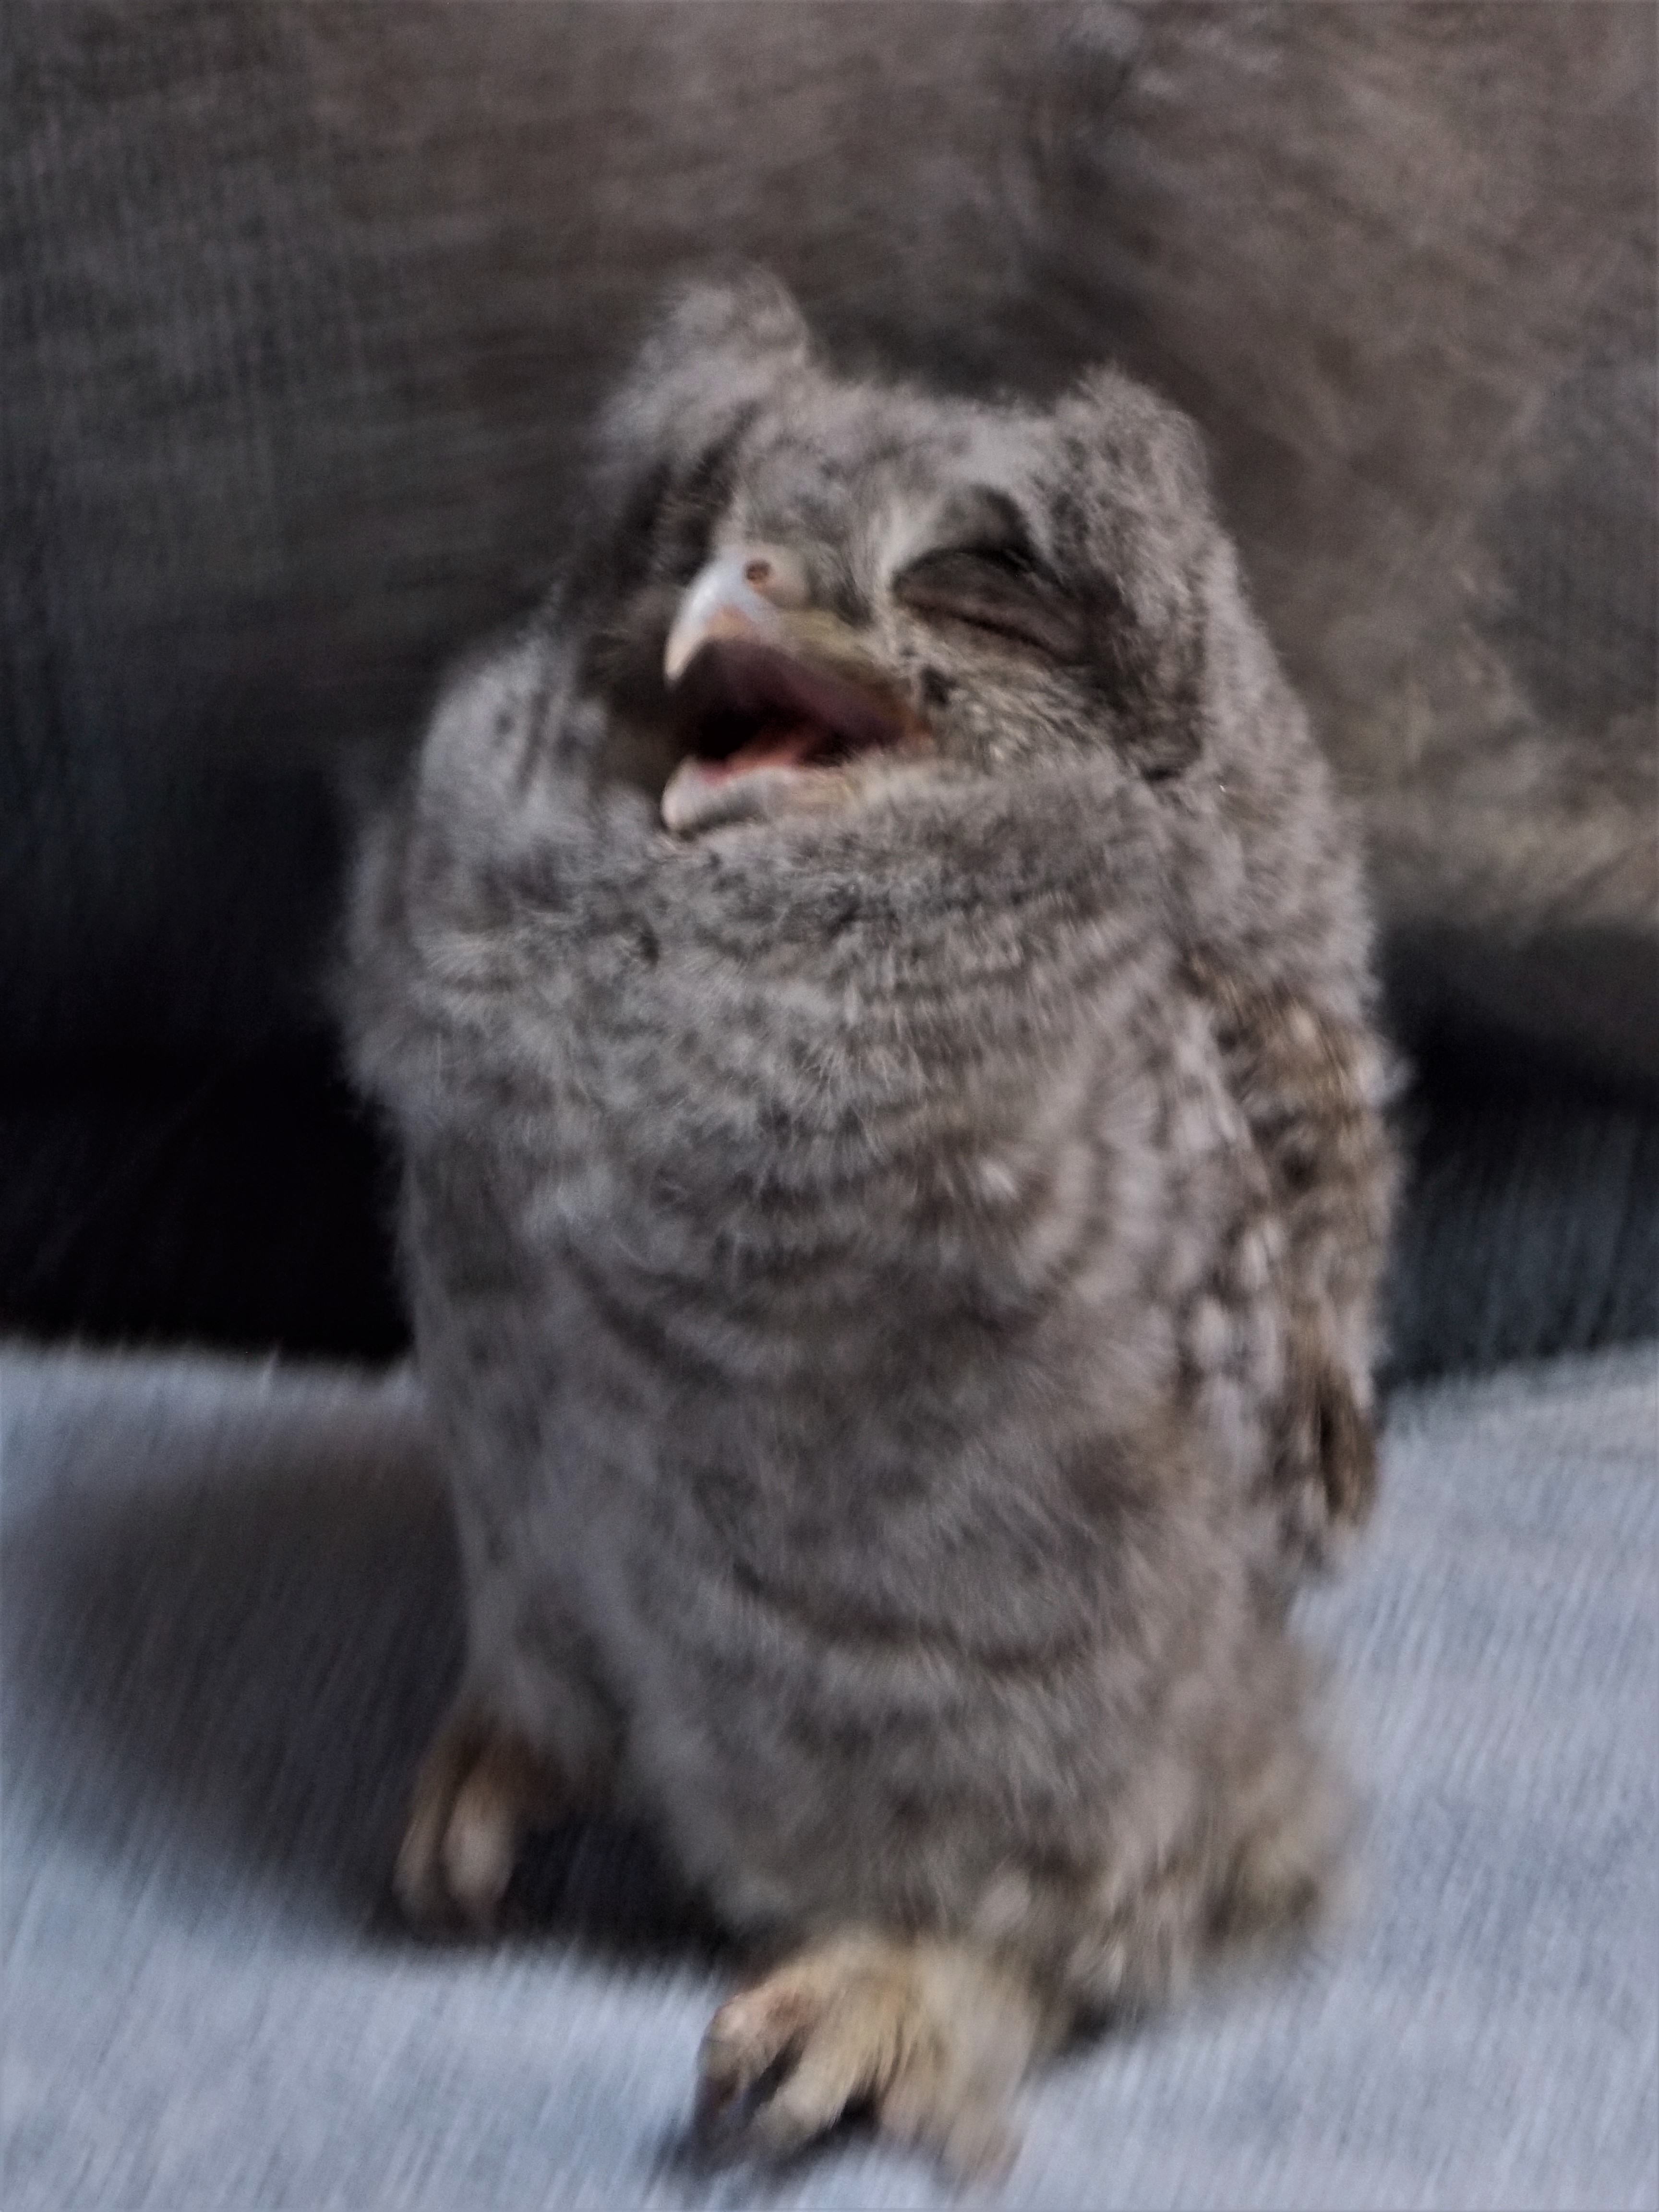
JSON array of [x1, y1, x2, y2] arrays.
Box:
[[696, 1930, 1043, 2175], [394, 1706, 570, 1931]]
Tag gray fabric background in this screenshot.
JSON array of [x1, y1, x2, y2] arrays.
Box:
[[4, 1, 1654, 1081], [2, 1, 1653, 1360], [5, 1343, 1655, 2209]]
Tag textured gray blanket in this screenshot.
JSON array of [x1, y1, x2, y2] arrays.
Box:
[[4, 1344, 1655, 2210]]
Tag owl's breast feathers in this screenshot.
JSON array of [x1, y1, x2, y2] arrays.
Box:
[[361, 650, 1244, 1750]]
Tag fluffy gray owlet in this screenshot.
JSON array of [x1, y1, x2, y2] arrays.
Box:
[[347, 276, 1395, 2172]]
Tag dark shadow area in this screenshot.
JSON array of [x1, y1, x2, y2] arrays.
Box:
[[1384, 1027, 1659, 1383], [505, 1822, 728, 1965], [0, 1047, 408, 1358], [2, 1375, 720, 1965]]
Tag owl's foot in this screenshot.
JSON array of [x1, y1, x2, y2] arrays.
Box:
[[696, 1931, 1042, 2176], [394, 1707, 570, 1931]]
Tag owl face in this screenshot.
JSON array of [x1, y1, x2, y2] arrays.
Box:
[[581, 278, 1219, 837]]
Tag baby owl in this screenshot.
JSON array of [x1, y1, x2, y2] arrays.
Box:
[[347, 276, 1395, 2171]]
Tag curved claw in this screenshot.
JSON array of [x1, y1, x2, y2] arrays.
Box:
[[695, 1933, 1037, 2177]]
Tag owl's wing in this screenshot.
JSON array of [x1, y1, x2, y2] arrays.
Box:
[[1191, 951, 1397, 1568]]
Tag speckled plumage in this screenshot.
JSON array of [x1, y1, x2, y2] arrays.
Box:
[[346, 276, 1395, 2165]]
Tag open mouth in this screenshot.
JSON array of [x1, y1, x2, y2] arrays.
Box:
[[661, 638, 927, 835]]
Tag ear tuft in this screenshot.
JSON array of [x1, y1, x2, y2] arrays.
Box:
[[1061, 367, 1213, 517], [642, 269, 814, 375], [602, 269, 813, 466]]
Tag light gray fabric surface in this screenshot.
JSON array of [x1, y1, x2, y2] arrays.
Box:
[[3, 1343, 1655, 2210]]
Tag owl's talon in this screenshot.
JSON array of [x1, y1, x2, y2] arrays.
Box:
[[695, 1934, 1035, 2175], [395, 1708, 567, 1931]]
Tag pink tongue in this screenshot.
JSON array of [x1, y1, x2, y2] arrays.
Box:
[[699, 720, 823, 781]]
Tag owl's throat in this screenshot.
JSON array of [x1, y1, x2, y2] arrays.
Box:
[[662, 637, 927, 835]]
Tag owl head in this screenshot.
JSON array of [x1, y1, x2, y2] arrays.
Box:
[[572, 275, 1250, 840]]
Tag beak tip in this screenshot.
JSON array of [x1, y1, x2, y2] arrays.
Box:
[[663, 546, 803, 687]]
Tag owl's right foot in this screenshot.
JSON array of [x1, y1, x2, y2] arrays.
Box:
[[394, 1707, 571, 1930], [697, 1931, 1044, 2176]]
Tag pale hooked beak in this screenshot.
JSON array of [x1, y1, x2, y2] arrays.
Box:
[[662, 545, 811, 683]]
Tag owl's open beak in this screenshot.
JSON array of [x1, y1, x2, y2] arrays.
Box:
[[660, 547, 926, 836], [662, 546, 807, 682]]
